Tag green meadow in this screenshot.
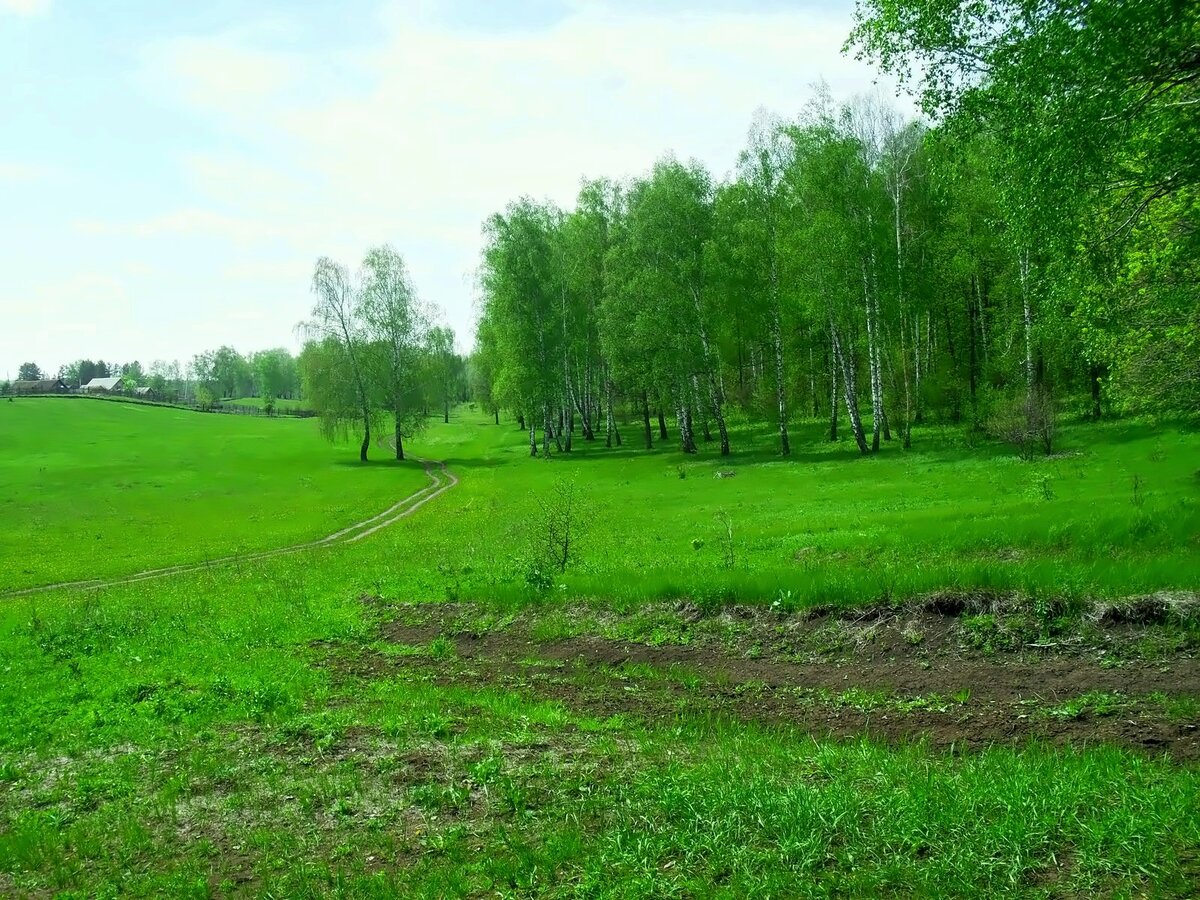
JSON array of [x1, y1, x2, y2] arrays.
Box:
[[1, 399, 1198, 896], [0, 399, 428, 592]]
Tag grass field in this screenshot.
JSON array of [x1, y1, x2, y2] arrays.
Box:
[[1, 402, 1198, 896], [0, 398, 429, 592], [390, 407, 1200, 609]]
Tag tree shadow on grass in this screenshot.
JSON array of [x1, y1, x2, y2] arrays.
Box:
[[537, 439, 915, 467], [437, 456, 506, 470], [329, 457, 426, 469]]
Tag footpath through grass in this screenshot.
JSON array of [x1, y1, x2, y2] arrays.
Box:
[[0, 403, 1197, 895], [0, 398, 428, 592]]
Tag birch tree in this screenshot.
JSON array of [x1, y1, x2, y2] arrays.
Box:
[[736, 111, 793, 455], [480, 200, 561, 455], [425, 326, 458, 425], [359, 245, 428, 460], [626, 157, 731, 455], [304, 258, 374, 462]]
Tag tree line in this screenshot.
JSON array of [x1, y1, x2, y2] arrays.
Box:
[[5, 351, 306, 409], [471, 0, 1198, 458], [299, 246, 467, 461], [189, 347, 301, 409]]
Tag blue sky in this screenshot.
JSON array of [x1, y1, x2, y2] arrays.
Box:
[[0, 0, 896, 378]]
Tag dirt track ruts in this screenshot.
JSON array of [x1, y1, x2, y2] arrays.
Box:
[[310, 602, 1200, 761], [1, 457, 458, 599]]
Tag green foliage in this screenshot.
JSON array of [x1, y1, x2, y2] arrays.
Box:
[[849, 0, 1200, 416], [193, 383, 217, 412]]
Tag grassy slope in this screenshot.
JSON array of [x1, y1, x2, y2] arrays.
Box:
[[0, 406, 1197, 895], [391, 407, 1200, 608], [0, 399, 428, 591]]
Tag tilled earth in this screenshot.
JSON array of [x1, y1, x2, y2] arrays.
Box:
[[313, 598, 1200, 762]]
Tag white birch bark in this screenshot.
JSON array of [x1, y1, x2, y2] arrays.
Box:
[[863, 258, 884, 453], [1019, 248, 1034, 390], [770, 250, 790, 455], [690, 286, 730, 455], [832, 324, 869, 455]]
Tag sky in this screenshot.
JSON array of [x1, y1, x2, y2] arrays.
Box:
[[0, 0, 899, 378]]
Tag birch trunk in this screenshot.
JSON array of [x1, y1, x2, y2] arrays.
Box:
[[604, 372, 621, 448], [810, 346, 819, 418], [832, 325, 869, 455], [641, 390, 653, 450], [676, 402, 697, 454], [829, 332, 839, 442], [975, 274, 989, 368], [872, 254, 890, 443], [967, 286, 978, 404], [887, 133, 915, 448], [863, 260, 883, 453], [394, 404, 405, 460], [691, 287, 731, 456], [771, 288, 790, 455], [1019, 249, 1034, 390], [893, 190, 912, 448], [693, 374, 713, 443], [567, 360, 596, 442], [333, 305, 371, 463], [913, 315, 923, 425]]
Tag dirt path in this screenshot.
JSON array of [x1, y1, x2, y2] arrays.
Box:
[[1, 458, 459, 599]]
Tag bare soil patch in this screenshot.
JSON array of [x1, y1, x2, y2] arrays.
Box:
[[310, 599, 1200, 762]]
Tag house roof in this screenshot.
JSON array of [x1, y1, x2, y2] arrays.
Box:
[[82, 376, 123, 390], [11, 379, 65, 391], [134, 386, 152, 395]]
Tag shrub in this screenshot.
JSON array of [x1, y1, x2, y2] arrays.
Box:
[[989, 386, 1056, 459], [195, 385, 218, 412], [532, 477, 583, 573]]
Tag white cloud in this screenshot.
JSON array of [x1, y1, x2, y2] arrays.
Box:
[[137, 2, 899, 343], [0, 161, 53, 181], [0, 0, 49, 16], [75, 208, 294, 244], [6, 2, 906, 369], [140, 35, 299, 115]]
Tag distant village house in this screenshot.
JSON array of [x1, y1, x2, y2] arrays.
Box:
[[81, 376, 124, 393], [11, 379, 68, 395]]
